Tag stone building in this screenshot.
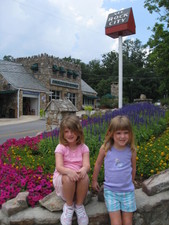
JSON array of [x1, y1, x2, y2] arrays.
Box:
[[0, 54, 97, 118], [0, 60, 49, 118], [111, 82, 118, 98], [81, 79, 97, 109], [45, 99, 77, 131]]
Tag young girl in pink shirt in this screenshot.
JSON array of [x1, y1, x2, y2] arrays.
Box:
[[53, 115, 90, 225]]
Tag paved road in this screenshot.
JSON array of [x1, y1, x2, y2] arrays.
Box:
[[0, 119, 46, 145]]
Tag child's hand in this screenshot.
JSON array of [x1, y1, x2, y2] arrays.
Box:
[[77, 167, 87, 179], [67, 170, 79, 182], [92, 180, 100, 192]]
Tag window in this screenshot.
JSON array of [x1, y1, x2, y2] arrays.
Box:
[[67, 92, 76, 106], [83, 97, 94, 106], [49, 90, 61, 101]]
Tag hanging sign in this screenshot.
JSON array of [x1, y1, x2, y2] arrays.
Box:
[[105, 7, 136, 39]]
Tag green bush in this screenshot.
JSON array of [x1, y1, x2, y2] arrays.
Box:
[[40, 109, 45, 118]]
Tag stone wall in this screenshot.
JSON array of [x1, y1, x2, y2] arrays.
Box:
[[1, 169, 169, 225], [15, 53, 82, 110], [1, 190, 169, 225]]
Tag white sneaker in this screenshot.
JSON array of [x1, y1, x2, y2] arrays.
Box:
[[75, 204, 89, 225], [60, 203, 74, 225]]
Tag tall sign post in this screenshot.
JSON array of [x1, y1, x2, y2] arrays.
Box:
[[105, 8, 136, 108]]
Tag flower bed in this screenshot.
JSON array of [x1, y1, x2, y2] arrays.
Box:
[[0, 103, 168, 207]]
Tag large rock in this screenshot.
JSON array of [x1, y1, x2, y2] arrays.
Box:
[[1, 192, 29, 217], [39, 191, 64, 212], [134, 188, 169, 225], [142, 168, 169, 196], [39, 190, 92, 212]]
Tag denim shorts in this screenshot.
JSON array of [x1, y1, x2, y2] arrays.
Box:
[[104, 188, 137, 212]]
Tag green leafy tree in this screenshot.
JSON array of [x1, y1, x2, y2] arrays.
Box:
[[62, 56, 82, 65], [144, 0, 169, 98], [3, 55, 14, 62], [122, 39, 159, 102]]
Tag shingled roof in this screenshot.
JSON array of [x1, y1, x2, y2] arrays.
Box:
[[0, 60, 49, 93], [81, 79, 97, 95], [45, 99, 77, 112]]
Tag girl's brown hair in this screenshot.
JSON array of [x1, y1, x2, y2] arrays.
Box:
[[103, 115, 136, 154], [59, 114, 84, 145]]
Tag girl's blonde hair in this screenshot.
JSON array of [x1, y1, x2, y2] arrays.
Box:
[[59, 114, 84, 145], [103, 115, 136, 154]]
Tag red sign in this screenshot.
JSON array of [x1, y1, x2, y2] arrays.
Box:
[[105, 8, 136, 39]]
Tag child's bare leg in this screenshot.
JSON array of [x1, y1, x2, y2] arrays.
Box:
[[75, 174, 89, 205], [62, 175, 76, 206], [109, 211, 122, 225], [122, 212, 133, 225]]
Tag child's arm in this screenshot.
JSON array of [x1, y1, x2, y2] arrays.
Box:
[[92, 145, 105, 192], [131, 149, 137, 181], [55, 153, 79, 182], [78, 152, 90, 179]]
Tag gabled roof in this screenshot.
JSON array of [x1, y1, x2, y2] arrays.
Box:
[[81, 79, 97, 95], [45, 99, 77, 112], [0, 60, 49, 93]]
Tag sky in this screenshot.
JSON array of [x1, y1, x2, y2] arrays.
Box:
[[0, 0, 158, 63]]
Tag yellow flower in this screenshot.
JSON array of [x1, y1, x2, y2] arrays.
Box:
[[150, 170, 154, 173], [161, 152, 165, 156], [136, 156, 139, 160]]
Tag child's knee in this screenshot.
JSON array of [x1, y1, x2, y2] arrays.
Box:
[[62, 175, 73, 185], [78, 174, 89, 187]]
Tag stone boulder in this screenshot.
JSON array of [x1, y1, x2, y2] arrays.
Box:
[[39, 191, 64, 212], [1, 192, 29, 217], [39, 191, 92, 212], [142, 168, 169, 196]]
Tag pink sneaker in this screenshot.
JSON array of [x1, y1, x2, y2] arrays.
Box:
[[75, 204, 89, 225], [60, 203, 74, 225]]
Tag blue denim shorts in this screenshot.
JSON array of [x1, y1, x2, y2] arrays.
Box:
[[104, 188, 137, 212]]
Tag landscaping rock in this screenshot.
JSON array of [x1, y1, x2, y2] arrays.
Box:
[[39, 191, 92, 212], [39, 191, 64, 212], [1, 192, 29, 217], [142, 168, 169, 196]]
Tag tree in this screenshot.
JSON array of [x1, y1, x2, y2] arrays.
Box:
[[144, 0, 169, 98], [122, 39, 159, 102], [3, 55, 14, 62], [144, 0, 169, 26], [62, 56, 82, 65]]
